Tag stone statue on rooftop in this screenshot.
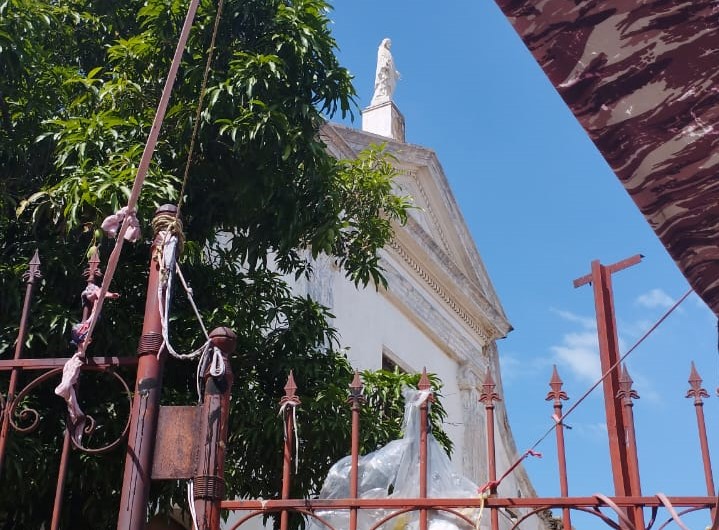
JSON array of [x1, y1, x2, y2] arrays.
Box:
[[371, 38, 400, 106]]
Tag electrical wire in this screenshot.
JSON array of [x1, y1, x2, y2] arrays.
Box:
[[485, 287, 693, 491]]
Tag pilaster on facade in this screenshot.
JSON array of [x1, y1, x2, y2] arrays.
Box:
[[458, 360, 489, 483]]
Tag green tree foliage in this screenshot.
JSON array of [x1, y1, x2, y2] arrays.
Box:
[[0, 0, 448, 528]]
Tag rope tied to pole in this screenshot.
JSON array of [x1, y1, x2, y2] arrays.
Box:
[[279, 399, 301, 474], [156, 234, 208, 359], [154, 212, 226, 403], [152, 212, 186, 256], [174, 0, 225, 222]]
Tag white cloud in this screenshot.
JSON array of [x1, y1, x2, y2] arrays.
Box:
[[548, 307, 662, 414], [551, 308, 596, 330], [570, 421, 607, 439], [635, 288, 674, 309], [550, 331, 601, 382], [620, 318, 653, 339], [627, 369, 661, 404], [500, 354, 553, 383]]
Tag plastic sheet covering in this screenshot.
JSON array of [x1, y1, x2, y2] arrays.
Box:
[[308, 390, 480, 530]]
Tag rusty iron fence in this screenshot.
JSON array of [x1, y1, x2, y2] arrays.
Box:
[[221, 366, 717, 530], [1, 217, 717, 530]]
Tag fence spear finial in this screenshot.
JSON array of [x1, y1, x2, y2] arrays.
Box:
[[479, 368, 501, 407], [686, 361, 709, 405], [617, 364, 639, 406], [348, 370, 364, 406], [546, 365, 569, 406], [280, 371, 301, 408], [23, 249, 42, 283]]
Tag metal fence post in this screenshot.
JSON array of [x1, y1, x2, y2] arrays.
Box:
[[480, 369, 500, 530], [192, 327, 236, 530], [686, 363, 715, 501], [618, 365, 644, 529], [348, 371, 364, 530], [0, 251, 41, 474], [279, 371, 301, 530], [118, 205, 177, 530], [418, 369, 433, 530], [546, 365, 571, 530]]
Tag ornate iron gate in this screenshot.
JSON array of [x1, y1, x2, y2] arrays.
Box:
[[0, 206, 237, 530]]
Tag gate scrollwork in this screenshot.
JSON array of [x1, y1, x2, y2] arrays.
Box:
[[6, 364, 133, 454]]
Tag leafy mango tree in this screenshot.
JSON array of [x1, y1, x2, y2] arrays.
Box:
[[0, 0, 450, 528]]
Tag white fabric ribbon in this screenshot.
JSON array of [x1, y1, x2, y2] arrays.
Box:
[[279, 401, 300, 474], [101, 206, 141, 242], [54, 351, 85, 443], [54, 285, 119, 443]]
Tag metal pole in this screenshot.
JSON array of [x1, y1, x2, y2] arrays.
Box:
[[618, 365, 644, 529], [279, 371, 300, 530], [118, 205, 177, 530], [480, 369, 500, 530], [192, 327, 236, 530], [686, 363, 715, 498], [348, 371, 364, 530], [0, 251, 41, 474], [546, 365, 571, 530], [574, 255, 641, 526], [50, 429, 72, 530], [418, 369, 432, 530]]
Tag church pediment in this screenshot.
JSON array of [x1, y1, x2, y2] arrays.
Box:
[[321, 123, 511, 340]]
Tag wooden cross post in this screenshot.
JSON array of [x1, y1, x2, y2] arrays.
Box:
[[574, 255, 642, 524]]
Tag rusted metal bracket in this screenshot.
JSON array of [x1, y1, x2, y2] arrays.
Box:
[[152, 406, 200, 480], [149, 327, 236, 530]]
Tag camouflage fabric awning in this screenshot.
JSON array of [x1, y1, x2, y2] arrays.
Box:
[[495, 1, 719, 315]]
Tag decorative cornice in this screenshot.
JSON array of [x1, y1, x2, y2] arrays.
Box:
[[400, 216, 510, 334], [381, 260, 484, 364], [388, 239, 493, 343]]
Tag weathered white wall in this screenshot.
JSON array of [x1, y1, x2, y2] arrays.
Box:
[[312, 254, 465, 470]]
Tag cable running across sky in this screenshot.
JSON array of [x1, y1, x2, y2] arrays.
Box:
[[482, 287, 693, 493]]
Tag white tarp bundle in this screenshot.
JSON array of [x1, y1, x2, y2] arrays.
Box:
[[308, 390, 481, 530]]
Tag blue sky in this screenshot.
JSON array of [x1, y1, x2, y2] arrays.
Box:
[[329, 1, 718, 527]]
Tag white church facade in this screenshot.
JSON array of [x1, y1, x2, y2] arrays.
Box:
[[286, 44, 544, 527]]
